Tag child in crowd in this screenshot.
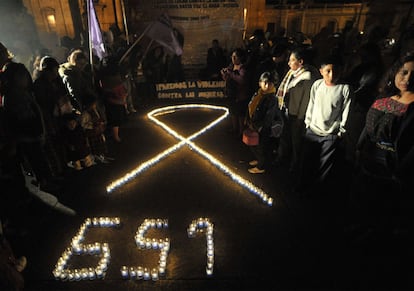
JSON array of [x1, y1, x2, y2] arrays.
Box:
[[100, 60, 128, 143], [245, 71, 282, 174], [80, 94, 112, 163], [299, 56, 352, 193], [61, 112, 94, 170]]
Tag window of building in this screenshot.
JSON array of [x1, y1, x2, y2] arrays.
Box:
[[42, 7, 56, 32]]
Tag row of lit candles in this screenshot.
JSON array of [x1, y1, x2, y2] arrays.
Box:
[[187, 218, 214, 276], [106, 104, 274, 207], [53, 217, 120, 281]]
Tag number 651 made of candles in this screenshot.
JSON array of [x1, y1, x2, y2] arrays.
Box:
[[52, 217, 214, 281]]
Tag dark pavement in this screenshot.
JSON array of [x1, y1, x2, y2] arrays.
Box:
[[7, 99, 414, 291]]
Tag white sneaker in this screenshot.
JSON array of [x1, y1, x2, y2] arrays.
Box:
[[249, 160, 258, 166]]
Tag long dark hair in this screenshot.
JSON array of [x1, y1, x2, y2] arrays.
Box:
[[380, 52, 414, 97], [232, 48, 247, 64]]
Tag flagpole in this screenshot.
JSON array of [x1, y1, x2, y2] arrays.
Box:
[[119, 22, 153, 64], [87, 0, 95, 86], [120, 0, 130, 46]]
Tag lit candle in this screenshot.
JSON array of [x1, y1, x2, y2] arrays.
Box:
[[143, 268, 150, 280], [137, 266, 144, 279], [129, 267, 137, 279], [74, 269, 81, 281], [158, 266, 166, 276], [159, 260, 167, 268], [158, 239, 164, 249], [152, 238, 159, 249], [151, 268, 159, 281], [67, 270, 74, 281], [59, 271, 67, 281], [80, 268, 88, 280], [156, 219, 163, 228], [53, 269, 61, 279], [88, 268, 96, 280], [121, 266, 129, 279], [206, 267, 213, 276], [99, 261, 108, 271], [95, 267, 104, 279]]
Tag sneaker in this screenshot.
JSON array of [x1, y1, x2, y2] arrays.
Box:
[[249, 160, 258, 166], [15, 256, 27, 272], [248, 167, 265, 174], [83, 155, 96, 168]]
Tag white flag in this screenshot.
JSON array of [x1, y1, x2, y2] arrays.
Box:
[[88, 0, 106, 60], [145, 14, 183, 56]]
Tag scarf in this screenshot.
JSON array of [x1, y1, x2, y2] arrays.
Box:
[[276, 67, 308, 108], [248, 87, 276, 119]]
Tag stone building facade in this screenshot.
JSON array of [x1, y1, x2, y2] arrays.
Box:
[[20, 0, 414, 65]]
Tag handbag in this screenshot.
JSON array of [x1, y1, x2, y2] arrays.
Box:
[[242, 128, 259, 146]]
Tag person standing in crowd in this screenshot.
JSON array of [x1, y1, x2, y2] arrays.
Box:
[[0, 42, 28, 291], [100, 60, 127, 143], [2, 56, 59, 193], [80, 93, 112, 163], [300, 55, 352, 194], [270, 43, 290, 83], [245, 71, 282, 174], [276, 47, 319, 175], [33, 56, 70, 180], [349, 52, 414, 240], [142, 46, 166, 99], [121, 68, 137, 115], [221, 48, 250, 137], [205, 39, 226, 81], [60, 111, 94, 171], [59, 49, 96, 111], [343, 43, 385, 167]]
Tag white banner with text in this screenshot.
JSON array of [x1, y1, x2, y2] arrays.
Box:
[[156, 80, 226, 99]]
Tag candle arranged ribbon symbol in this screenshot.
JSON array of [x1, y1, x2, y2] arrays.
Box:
[[106, 104, 273, 206]]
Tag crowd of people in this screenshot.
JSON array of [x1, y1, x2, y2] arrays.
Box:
[[217, 25, 414, 267], [1, 22, 414, 289], [0, 43, 135, 289]]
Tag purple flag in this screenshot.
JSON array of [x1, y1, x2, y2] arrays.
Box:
[[145, 14, 183, 56], [88, 0, 106, 60]]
